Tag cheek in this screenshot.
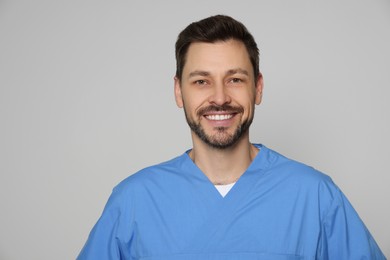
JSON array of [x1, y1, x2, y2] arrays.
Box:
[[241, 97, 256, 117], [182, 99, 199, 118], [183, 93, 208, 112], [235, 92, 255, 106]]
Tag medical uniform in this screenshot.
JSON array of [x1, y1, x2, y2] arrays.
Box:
[[78, 144, 385, 259]]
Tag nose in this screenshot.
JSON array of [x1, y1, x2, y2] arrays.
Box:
[[208, 82, 231, 106]]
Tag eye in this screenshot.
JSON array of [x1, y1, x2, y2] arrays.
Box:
[[194, 79, 207, 85], [230, 78, 243, 84]]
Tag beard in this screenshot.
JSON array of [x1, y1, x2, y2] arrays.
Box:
[[184, 104, 254, 149]]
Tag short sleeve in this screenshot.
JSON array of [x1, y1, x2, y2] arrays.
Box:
[[77, 187, 134, 260], [317, 186, 386, 259]]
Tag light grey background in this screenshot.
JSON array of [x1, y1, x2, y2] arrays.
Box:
[[0, 0, 389, 259]]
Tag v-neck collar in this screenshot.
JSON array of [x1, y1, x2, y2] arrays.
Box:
[[181, 143, 272, 200], [178, 144, 276, 251]]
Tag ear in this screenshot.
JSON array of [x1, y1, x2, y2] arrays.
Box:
[[255, 72, 264, 105], [174, 76, 184, 108]]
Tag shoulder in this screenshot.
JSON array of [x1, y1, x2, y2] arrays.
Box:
[[260, 145, 331, 182], [257, 145, 341, 200], [112, 152, 188, 195], [258, 145, 345, 211]]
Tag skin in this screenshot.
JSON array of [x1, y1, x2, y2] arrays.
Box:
[[174, 39, 264, 185]]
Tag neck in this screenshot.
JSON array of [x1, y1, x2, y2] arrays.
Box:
[[189, 133, 258, 185]]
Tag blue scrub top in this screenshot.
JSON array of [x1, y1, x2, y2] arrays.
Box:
[[78, 144, 386, 259]]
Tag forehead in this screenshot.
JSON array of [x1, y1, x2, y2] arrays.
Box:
[[183, 39, 253, 76]]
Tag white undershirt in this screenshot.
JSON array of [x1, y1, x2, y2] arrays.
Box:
[[214, 182, 236, 197]]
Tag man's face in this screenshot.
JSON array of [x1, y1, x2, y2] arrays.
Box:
[[174, 39, 263, 149]]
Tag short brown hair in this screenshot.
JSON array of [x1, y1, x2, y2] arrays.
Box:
[[175, 15, 260, 81]]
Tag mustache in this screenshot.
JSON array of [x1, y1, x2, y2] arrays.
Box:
[[197, 104, 244, 116]]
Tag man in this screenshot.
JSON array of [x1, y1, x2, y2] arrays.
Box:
[[78, 15, 385, 259]]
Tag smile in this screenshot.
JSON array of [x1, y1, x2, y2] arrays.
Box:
[[205, 114, 234, 121]]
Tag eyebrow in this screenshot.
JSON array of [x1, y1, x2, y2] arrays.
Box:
[[188, 68, 249, 78], [226, 68, 249, 76], [188, 70, 210, 78]]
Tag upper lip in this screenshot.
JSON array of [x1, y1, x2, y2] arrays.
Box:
[[203, 111, 237, 116], [198, 105, 243, 117]]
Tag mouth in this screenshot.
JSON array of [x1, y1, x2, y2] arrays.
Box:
[[204, 113, 235, 121], [198, 105, 243, 120]]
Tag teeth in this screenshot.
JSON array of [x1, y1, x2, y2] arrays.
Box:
[[205, 114, 233, 121]]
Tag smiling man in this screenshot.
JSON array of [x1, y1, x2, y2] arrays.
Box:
[[174, 39, 263, 186], [78, 15, 385, 259]]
